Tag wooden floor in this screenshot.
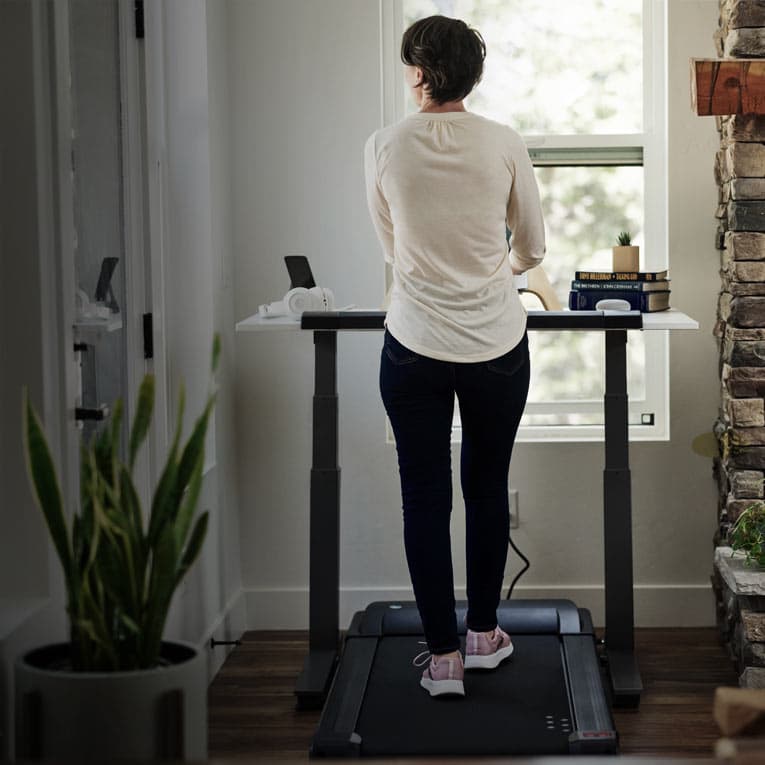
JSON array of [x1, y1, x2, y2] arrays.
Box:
[[208, 628, 739, 760]]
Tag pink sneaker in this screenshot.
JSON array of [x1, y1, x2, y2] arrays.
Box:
[[413, 649, 465, 697], [465, 626, 514, 669]]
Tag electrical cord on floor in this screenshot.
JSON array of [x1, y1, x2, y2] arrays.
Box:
[[504, 533, 530, 600]]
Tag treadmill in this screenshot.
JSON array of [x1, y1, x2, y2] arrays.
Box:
[[311, 600, 616, 757], [295, 309, 645, 757]]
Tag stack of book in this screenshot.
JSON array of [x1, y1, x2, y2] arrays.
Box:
[[569, 269, 670, 312]]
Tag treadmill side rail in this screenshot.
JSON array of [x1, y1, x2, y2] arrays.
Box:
[[311, 636, 378, 757], [311, 732, 362, 758], [568, 730, 620, 755], [562, 634, 618, 754]]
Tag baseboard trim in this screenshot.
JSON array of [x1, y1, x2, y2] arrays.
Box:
[[244, 583, 715, 630], [199, 587, 247, 682]]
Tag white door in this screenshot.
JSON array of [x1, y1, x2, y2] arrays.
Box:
[[47, 0, 217, 511], [49, 0, 153, 503]]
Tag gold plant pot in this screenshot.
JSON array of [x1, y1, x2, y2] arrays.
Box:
[[612, 245, 640, 272]]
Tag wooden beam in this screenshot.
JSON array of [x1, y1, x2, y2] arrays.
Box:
[[692, 58, 765, 116]]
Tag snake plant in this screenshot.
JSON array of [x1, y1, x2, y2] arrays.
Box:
[[23, 335, 220, 671]]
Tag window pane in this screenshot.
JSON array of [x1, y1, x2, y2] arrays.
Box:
[[521, 163, 645, 423], [520, 329, 646, 427], [401, 0, 652, 433], [533, 165, 644, 305], [403, 0, 643, 134]]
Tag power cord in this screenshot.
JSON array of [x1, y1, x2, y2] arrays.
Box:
[[504, 532, 530, 600]]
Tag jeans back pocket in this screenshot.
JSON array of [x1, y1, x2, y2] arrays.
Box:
[[384, 330, 420, 366], [486, 333, 529, 377]]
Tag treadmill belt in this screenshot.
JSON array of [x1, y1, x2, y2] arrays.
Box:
[[356, 634, 573, 756]]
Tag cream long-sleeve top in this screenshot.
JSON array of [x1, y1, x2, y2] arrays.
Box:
[[364, 110, 546, 363]]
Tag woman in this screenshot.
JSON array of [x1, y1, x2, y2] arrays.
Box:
[[364, 15, 545, 698]]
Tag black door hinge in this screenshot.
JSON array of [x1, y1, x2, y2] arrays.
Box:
[[134, 0, 145, 39], [143, 313, 153, 359], [75, 405, 109, 422]]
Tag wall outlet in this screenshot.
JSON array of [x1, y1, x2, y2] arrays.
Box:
[[509, 489, 520, 529]]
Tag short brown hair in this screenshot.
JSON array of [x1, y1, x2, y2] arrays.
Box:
[[400, 15, 486, 105]]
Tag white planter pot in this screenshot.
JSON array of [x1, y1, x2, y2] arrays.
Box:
[[14, 641, 207, 761]]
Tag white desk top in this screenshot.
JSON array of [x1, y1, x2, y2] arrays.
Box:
[[236, 313, 303, 332], [236, 308, 698, 333], [640, 309, 699, 330]]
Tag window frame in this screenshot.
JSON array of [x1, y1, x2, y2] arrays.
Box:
[[380, 0, 670, 443]]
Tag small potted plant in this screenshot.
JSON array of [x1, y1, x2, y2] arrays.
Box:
[[15, 337, 220, 761], [612, 231, 640, 272], [728, 503, 765, 568]]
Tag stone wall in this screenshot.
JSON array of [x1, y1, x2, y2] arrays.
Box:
[[715, 0, 765, 533], [712, 0, 765, 686], [714, 548, 765, 687]]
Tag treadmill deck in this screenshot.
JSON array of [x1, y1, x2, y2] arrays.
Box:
[[357, 634, 572, 756], [311, 600, 618, 758]]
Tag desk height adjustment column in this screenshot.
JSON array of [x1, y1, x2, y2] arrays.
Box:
[[603, 328, 642, 708], [295, 330, 341, 709]]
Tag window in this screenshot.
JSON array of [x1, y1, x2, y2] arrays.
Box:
[[384, 0, 668, 441]]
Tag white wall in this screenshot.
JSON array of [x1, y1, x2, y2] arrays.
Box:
[[0, 3, 63, 757], [0, 3, 247, 729], [154, 0, 246, 676], [0, 0, 51, 603], [205, 0, 247, 655], [0, 1, 246, 754], [232, 0, 721, 628]]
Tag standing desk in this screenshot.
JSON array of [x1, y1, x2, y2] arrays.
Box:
[[236, 308, 698, 710]]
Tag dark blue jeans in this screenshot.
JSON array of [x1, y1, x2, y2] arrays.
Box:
[[380, 329, 530, 655]]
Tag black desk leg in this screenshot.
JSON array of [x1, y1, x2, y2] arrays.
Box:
[[603, 329, 642, 708], [295, 330, 341, 709]]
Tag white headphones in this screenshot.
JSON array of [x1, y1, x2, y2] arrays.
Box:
[[258, 286, 335, 318]]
